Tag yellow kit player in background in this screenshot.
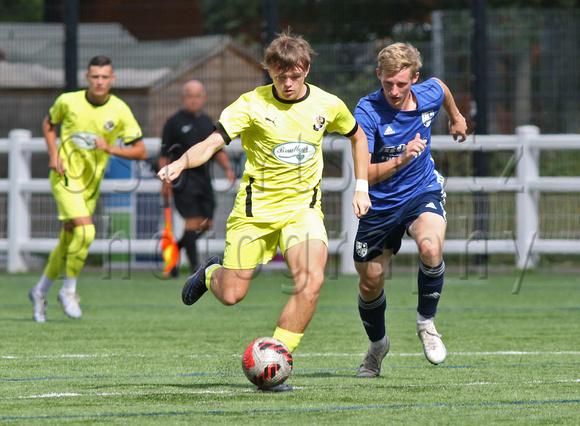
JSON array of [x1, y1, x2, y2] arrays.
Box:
[[28, 55, 147, 322], [158, 29, 371, 391]]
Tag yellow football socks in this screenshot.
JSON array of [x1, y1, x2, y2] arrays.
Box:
[[65, 224, 95, 278], [44, 228, 73, 280], [205, 264, 221, 291], [273, 327, 304, 353]]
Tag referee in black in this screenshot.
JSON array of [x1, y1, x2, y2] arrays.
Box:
[[159, 80, 236, 274]]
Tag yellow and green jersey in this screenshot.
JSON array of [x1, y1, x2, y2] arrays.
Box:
[[49, 90, 142, 198], [217, 83, 357, 220]]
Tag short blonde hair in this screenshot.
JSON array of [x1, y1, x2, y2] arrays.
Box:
[[377, 42, 422, 76], [261, 28, 317, 73]]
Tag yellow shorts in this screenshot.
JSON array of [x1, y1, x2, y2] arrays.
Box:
[[223, 208, 328, 270], [50, 169, 99, 220]]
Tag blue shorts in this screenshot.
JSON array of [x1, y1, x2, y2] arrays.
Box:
[[353, 191, 446, 262]]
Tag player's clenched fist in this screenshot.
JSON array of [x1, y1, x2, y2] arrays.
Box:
[[157, 160, 184, 183], [353, 191, 371, 218], [402, 133, 426, 165]]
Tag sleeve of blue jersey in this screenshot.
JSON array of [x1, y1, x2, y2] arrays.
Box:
[[417, 78, 445, 111]]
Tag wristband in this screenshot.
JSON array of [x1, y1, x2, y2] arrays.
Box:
[[355, 179, 368, 193]]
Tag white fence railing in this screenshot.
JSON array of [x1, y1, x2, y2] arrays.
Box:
[[1, 125, 579, 274]]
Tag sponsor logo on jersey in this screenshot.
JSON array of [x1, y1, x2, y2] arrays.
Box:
[[104, 119, 115, 131], [422, 111, 435, 127], [355, 241, 368, 257], [312, 115, 326, 131], [376, 143, 406, 161], [181, 124, 193, 134], [265, 116, 277, 126], [273, 142, 316, 165], [70, 132, 99, 149]]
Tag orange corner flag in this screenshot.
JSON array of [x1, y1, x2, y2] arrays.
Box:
[[161, 206, 179, 275]]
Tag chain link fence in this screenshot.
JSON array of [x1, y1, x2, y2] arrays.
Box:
[[1, 6, 579, 269]]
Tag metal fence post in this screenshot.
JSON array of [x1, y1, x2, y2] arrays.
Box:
[[340, 139, 357, 275], [7, 129, 32, 272]]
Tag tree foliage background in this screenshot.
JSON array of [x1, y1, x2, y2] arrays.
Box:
[[0, 0, 43, 22], [200, 0, 580, 45], [2, 1, 580, 45]]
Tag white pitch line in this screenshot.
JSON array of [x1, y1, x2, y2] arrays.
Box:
[[1, 351, 579, 360], [2, 389, 254, 400], [3, 379, 579, 401], [298, 351, 580, 357]]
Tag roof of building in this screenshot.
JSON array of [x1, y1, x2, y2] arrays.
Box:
[[0, 23, 262, 89]]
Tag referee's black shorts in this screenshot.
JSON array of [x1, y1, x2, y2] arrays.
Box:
[[172, 174, 215, 219]]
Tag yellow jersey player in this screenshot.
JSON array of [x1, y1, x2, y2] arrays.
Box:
[[158, 29, 371, 392], [28, 55, 147, 323]]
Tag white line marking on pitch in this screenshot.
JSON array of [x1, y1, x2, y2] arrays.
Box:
[[4, 379, 579, 401], [3, 389, 255, 400], [1, 351, 579, 360]]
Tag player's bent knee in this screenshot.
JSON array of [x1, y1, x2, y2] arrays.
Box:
[[220, 295, 244, 306], [219, 287, 247, 306], [309, 269, 325, 289], [217, 269, 252, 305], [358, 280, 382, 294], [357, 268, 385, 292], [70, 224, 95, 253], [294, 270, 324, 296], [65, 224, 96, 278], [418, 240, 442, 263]]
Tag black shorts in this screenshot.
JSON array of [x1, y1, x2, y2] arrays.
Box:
[[353, 191, 446, 262], [173, 181, 215, 220]]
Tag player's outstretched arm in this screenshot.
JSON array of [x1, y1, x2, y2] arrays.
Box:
[[433, 77, 467, 142], [157, 131, 226, 183], [349, 126, 371, 218]]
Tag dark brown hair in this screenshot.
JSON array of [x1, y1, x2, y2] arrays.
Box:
[[87, 55, 113, 71], [261, 28, 317, 73]]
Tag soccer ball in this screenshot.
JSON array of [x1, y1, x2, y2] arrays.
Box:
[[242, 337, 293, 388]]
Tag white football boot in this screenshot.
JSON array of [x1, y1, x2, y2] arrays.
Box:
[[57, 290, 82, 319], [28, 287, 47, 323], [417, 321, 446, 365]]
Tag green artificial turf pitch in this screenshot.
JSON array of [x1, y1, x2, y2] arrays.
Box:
[[0, 268, 578, 424]]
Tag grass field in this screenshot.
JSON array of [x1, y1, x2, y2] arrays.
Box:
[[0, 267, 578, 424]]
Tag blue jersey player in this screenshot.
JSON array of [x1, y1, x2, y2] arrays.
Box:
[[353, 42, 467, 376]]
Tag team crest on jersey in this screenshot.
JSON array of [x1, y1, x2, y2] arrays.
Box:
[[273, 142, 316, 165], [312, 115, 326, 131], [104, 119, 115, 131], [422, 111, 435, 127], [355, 241, 368, 257]]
